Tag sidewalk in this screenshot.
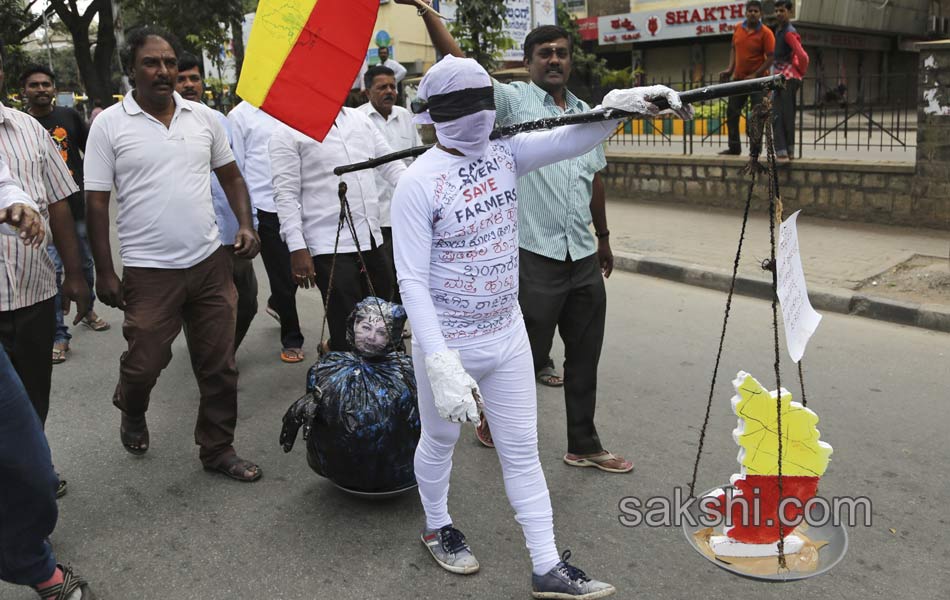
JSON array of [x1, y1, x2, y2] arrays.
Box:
[[606, 198, 950, 332]]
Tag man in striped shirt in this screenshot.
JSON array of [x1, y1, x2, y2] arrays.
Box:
[[0, 46, 91, 429], [407, 2, 633, 474]]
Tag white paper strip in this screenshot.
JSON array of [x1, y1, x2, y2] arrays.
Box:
[[777, 210, 822, 363]]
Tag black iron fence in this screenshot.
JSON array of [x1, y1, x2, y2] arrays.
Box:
[[604, 73, 916, 160]]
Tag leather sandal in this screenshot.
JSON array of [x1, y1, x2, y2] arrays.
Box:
[[203, 454, 262, 482], [120, 414, 149, 455], [536, 365, 563, 387]]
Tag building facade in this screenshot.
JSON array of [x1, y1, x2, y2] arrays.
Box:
[[587, 0, 936, 106]]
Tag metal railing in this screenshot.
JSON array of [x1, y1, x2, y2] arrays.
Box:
[[603, 73, 917, 162]]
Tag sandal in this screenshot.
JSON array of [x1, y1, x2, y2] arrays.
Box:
[[563, 451, 634, 474], [536, 365, 563, 387], [475, 410, 494, 448], [81, 312, 110, 332], [280, 348, 305, 363], [51, 343, 69, 365], [204, 454, 262, 482], [119, 414, 149, 455], [34, 564, 97, 599]]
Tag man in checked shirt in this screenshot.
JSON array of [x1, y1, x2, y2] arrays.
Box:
[[0, 43, 91, 499]]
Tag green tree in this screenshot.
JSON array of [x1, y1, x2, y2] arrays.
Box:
[[449, 0, 515, 71], [122, 0, 243, 60], [556, 0, 607, 83]]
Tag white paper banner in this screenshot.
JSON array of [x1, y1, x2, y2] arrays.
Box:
[[777, 211, 822, 363]]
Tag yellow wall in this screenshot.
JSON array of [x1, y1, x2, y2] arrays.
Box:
[[370, 4, 438, 70]]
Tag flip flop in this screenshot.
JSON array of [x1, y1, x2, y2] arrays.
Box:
[[52, 344, 68, 364], [563, 451, 634, 474], [81, 314, 111, 331], [475, 410, 494, 448], [536, 365, 563, 387], [280, 348, 305, 363]]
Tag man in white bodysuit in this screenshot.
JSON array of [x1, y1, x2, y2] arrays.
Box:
[[390, 55, 689, 599]]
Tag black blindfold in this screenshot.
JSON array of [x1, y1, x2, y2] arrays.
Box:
[[411, 86, 495, 122]]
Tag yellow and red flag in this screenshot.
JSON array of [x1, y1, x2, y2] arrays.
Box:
[[237, 0, 379, 141]]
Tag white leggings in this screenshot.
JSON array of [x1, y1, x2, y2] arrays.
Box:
[[412, 324, 561, 575]]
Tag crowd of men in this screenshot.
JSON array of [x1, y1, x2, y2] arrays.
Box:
[[0, 0, 696, 596]]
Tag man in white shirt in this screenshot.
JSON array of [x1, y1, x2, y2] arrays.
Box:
[[270, 107, 405, 352], [85, 28, 262, 482], [357, 65, 421, 302], [176, 53, 258, 352], [229, 100, 306, 363], [355, 45, 408, 92]]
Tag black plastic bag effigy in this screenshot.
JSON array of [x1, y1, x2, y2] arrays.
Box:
[[280, 297, 419, 494]]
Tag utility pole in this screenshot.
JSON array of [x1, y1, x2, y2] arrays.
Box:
[[112, 0, 132, 94], [42, 2, 54, 71]]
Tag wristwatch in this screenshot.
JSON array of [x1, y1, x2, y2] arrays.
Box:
[[595, 230, 610, 239]]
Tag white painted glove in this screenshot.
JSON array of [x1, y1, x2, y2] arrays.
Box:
[[425, 350, 481, 425], [602, 85, 694, 120]]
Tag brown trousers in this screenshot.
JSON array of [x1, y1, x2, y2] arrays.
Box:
[[113, 247, 238, 464]]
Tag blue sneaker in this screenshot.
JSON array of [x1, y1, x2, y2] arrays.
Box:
[[421, 524, 480, 574], [531, 551, 615, 599]]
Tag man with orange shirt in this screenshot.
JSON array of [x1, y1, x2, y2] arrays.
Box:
[[718, 0, 774, 156]]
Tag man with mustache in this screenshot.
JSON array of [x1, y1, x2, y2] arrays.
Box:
[[21, 64, 110, 368], [84, 27, 263, 482], [357, 65, 421, 302], [176, 53, 259, 351], [406, 1, 633, 474]]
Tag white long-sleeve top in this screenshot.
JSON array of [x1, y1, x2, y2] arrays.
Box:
[[269, 107, 406, 256], [356, 103, 421, 227], [0, 158, 38, 212], [391, 118, 619, 356], [355, 58, 409, 90], [228, 101, 282, 214]]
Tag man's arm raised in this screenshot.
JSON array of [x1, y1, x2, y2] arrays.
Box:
[[394, 0, 464, 58]]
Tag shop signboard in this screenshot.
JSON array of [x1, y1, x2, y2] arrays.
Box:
[[597, 1, 748, 46], [577, 16, 599, 41]]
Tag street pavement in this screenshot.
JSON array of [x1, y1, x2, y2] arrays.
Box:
[[2, 268, 948, 599], [605, 198, 950, 330]]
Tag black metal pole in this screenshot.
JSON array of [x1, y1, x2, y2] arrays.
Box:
[[333, 74, 785, 176]]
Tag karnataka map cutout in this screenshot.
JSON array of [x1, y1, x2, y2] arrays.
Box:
[[704, 371, 833, 557]]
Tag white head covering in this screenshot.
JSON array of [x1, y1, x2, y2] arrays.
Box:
[[414, 55, 496, 157]]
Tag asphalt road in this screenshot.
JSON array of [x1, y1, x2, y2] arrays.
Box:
[[2, 269, 948, 599]]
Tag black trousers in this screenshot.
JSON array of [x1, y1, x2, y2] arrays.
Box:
[[773, 78, 800, 157], [518, 249, 606, 455], [313, 246, 393, 351], [225, 246, 259, 351], [256, 210, 304, 349], [380, 227, 402, 305], [0, 298, 55, 426], [726, 91, 764, 154]]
